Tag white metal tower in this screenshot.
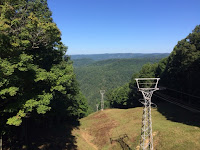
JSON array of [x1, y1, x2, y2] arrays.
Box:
[[100, 90, 105, 111], [96, 103, 99, 112], [135, 78, 160, 150]]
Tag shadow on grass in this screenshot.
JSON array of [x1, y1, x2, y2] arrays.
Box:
[[3, 119, 79, 150], [110, 134, 132, 150], [156, 102, 200, 127]]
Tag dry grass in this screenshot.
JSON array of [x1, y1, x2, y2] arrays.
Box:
[[73, 106, 200, 150]]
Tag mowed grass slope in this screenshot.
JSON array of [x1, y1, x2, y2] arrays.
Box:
[[72, 105, 200, 150]]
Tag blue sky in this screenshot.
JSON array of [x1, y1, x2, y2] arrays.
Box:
[[48, 0, 200, 55]]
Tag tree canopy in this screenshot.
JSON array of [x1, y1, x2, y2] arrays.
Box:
[[0, 0, 87, 132]]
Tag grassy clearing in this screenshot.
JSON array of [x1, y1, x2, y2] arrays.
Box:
[[73, 105, 200, 150]]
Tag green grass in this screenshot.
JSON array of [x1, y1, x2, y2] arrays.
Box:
[[73, 106, 200, 150]]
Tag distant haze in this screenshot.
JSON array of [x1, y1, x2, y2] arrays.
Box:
[[70, 53, 170, 61]]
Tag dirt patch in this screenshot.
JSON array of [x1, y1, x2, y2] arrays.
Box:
[[153, 131, 159, 148], [90, 112, 108, 119], [80, 129, 98, 150], [153, 131, 158, 136], [136, 145, 140, 150], [88, 112, 118, 149]]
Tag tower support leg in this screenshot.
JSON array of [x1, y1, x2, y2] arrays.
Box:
[[140, 91, 154, 150]]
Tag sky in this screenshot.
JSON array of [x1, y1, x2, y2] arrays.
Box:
[[48, 0, 200, 55]]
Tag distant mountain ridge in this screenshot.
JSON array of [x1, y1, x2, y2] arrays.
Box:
[[70, 53, 170, 61]]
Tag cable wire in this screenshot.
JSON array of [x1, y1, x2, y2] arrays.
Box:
[[135, 85, 200, 112], [161, 86, 200, 99], [157, 92, 200, 107], [154, 93, 200, 113]]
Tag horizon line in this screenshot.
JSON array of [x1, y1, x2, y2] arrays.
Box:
[[68, 52, 170, 55]]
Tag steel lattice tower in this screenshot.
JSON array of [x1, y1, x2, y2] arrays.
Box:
[[135, 78, 160, 150], [96, 103, 99, 112], [100, 90, 105, 111]]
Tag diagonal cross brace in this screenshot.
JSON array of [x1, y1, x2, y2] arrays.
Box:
[[135, 78, 160, 150]]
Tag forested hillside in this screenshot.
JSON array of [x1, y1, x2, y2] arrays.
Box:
[[71, 53, 169, 61], [73, 55, 169, 112], [0, 0, 87, 149], [108, 25, 200, 112]]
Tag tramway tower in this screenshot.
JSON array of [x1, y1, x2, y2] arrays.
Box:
[[135, 78, 160, 150], [100, 90, 105, 111]]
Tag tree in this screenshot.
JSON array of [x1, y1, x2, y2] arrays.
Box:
[[161, 25, 200, 93], [0, 0, 87, 133], [107, 84, 130, 108]]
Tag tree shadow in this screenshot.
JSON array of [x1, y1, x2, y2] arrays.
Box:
[[156, 102, 200, 127], [3, 119, 79, 150], [29, 122, 79, 150], [110, 134, 132, 150]]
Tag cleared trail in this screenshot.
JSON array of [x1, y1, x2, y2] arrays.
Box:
[[80, 129, 98, 150]]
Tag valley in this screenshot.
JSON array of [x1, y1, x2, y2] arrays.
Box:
[[71, 53, 169, 112]]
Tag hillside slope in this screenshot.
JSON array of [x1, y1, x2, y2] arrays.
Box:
[[72, 103, 200, 150], [73, 57, 166, 111]]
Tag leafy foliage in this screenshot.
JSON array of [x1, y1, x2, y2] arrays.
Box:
[[107, 83, 130, 108], [0, 0, 87, 132], [160, 25, 200, 91]]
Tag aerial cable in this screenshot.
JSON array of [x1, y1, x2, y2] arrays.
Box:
[[154, 93, 196, 112], [160, 86, 200, 99], [154, 94, 200, 113], [156, 92, 200, 108]]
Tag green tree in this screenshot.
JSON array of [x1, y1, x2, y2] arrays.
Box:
[[107, 83, 130, 108], [161, 25, 200, 93], [0, 0, 87, 132]]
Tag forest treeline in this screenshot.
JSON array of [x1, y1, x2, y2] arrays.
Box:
[[107, 25, 200, 111], [73, 56, 168, 112], [0, 0, 87, 149]]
